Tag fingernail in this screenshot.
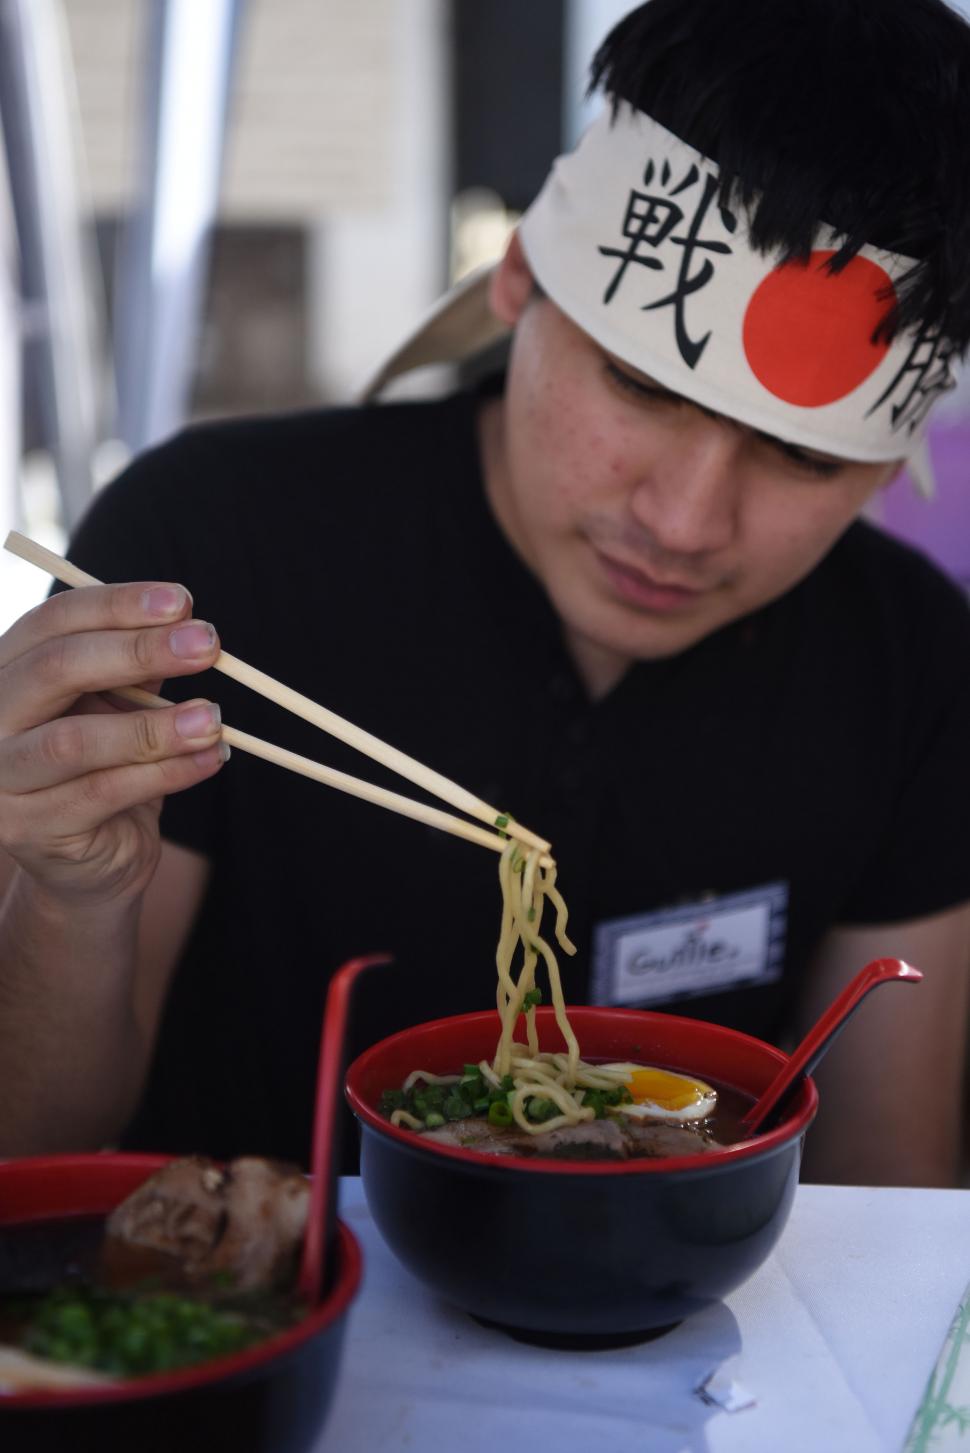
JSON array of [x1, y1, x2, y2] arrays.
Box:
[[175, 702, 221, 740], [170, 621, 217, 659], [193, 742, 231, 767], [142, 585, 189, 618]]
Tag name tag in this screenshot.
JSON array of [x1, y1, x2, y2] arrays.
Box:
[[590, 882, 788, 1008]]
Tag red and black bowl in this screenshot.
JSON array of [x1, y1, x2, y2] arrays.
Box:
[[0, 1153, 362, 1453], [345, 1006, 818, 1346]]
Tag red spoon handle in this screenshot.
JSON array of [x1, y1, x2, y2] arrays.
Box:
[[297, 952, 394, 1303], [741, 957, 922, 1135]]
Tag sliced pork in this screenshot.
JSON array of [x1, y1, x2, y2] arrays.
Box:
[[419, 1115, 714, 1160], [104, 1156, 309, 1292]]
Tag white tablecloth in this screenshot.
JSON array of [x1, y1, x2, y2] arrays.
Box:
[[319, 1178, 970, 1453]]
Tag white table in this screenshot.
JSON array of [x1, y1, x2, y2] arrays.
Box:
[[320, 1178, 970, 1453]]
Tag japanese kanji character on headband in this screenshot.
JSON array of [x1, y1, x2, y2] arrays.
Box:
[[364, 0, 970, 500], [516, 105, 954, 493]]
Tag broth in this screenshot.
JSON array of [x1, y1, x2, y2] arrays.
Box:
[[0, 1213, 302, 1382]]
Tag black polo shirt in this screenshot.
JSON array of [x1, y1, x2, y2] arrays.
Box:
[[63, 384, 970, 1164]]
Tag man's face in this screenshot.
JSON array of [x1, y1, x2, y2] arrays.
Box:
[[482, 252, 899, 679]]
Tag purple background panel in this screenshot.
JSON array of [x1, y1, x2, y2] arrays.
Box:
[[878, 423, 970, 586]]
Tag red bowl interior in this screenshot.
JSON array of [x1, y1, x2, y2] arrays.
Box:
[[346, 1005, 818, 1176], [0, 1153, 362, 1410]]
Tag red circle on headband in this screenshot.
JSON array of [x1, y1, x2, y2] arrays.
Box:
[[743, 251, 895, 407]]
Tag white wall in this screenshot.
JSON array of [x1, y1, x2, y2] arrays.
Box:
[[0, 0, 451, 629], [307, 0, 449, 402], [64, 0, 402, 221]]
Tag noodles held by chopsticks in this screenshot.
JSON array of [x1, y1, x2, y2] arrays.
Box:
[[390, 841, 642, 1136]]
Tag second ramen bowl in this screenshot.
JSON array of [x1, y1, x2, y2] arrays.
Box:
[[0, 1155, 362, 1453], [345, 1006, 817, 1345]]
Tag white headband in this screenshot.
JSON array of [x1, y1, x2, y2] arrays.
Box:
[[363, 104, 954, 488], [519, 104, 954, 468]]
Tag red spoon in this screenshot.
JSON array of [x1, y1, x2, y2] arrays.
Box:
[[741, 956, 923, 1136], [297, 952, 393, 1304]]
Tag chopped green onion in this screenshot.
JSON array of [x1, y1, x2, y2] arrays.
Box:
[[488, 1100, 513, 1128], [526, 1097, 556, 1123], [494, 814, 510, 829], [424, 1111, 445, 1128], [20, 1286, 273, 1376], [522, 988, 543, 1009]]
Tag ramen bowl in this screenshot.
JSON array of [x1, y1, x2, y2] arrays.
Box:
[[0, 1154, 362, 1453], [345, 1006, 817, 1345]]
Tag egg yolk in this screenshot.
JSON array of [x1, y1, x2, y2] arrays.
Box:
[[626, 1067, 714, 1111]]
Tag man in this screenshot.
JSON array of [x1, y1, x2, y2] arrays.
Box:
[[2, 0, 969, 1184]]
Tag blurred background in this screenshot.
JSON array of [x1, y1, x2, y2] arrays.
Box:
[[2, 0, 970, 629]]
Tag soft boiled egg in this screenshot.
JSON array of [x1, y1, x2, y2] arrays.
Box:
[[617, 1067, 717, 1123]]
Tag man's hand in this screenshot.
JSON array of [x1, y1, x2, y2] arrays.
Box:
[[0, 581, 226, 909]]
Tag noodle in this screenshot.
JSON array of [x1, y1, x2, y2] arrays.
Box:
[[390, 1109, 426, 1131], [390, 842, 674, 1137], [402, 1071, 460, 1092], [489, 841, 632, 1135]]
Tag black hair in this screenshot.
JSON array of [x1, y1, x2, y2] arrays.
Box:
[[589, 0, 970, 348]]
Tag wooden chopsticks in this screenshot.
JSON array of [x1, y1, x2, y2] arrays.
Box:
[[4, 531, 552, 863]]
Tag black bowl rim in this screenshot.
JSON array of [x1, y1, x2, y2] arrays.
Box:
[[345, 1006, 819, 1177], [0, 1154, 363, 1411]]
